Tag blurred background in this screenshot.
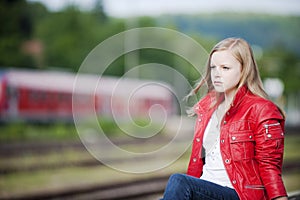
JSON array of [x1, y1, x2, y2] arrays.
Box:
[[0, 0, 299, 199]]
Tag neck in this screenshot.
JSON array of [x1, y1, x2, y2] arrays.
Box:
[[224, 88, 238, 108]]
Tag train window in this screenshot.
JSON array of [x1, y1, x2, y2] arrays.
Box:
[[57, 93, 71, 103], [29, 90, 47, 102], [29, 91, 38, 101], [58, 93, 64, 101]]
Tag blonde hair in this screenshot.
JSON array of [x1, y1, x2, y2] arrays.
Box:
[[192, 37, 268, 99], [188, 37, 285, 118]]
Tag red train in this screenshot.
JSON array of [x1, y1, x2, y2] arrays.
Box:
[[0, 69, 176, 123]]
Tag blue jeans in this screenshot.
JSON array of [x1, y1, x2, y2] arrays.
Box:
[[161, 173, 240, 200]]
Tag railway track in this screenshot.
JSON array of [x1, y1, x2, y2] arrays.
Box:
[[0, 140, 84, 157], [1, 139, 300, 175], [0, 139, 136, 157], [1, 125, 298, 157], [1, 156, 299, 175], [1, 133, 299, 199], [0, 137, 180, 200], [0, 175, 169, 200], [0, 137, 190, 174], [0, 136, 172, 157], [1, 174, 300, 200]]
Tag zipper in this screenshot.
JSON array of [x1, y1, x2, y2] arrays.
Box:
[[245, 185, 265, 190], [263, 122, 280, 134]]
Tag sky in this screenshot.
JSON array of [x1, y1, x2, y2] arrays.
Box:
[[27, 0, 300, 17]]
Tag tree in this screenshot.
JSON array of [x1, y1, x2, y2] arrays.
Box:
[[0, 0, 35, 68], [258, 46, 300, 94]]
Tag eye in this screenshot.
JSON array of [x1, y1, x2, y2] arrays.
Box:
[[222, 66, 230, 70], [210, 65, 216, 69]]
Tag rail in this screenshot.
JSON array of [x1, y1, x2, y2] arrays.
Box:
[[0, 175, 169, 200]]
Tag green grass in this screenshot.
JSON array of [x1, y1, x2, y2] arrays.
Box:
[[0, 152, 298, 197], [0, 155, 188, 198], [283, 173, 300, 193], [284, 135, 300, 162], [0, 118, 166, 143], [0, 122, 79, 142], [0, 124, 299, 197]]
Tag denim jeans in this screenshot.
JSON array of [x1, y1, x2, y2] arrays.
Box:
[[161, 173, 240, 200]]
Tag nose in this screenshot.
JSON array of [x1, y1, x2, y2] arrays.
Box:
[[213, 66, 222, 77]]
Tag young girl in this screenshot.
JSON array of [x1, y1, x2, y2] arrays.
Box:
[[161, 38, 288, 200]]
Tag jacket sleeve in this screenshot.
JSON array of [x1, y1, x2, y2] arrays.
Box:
[[254, 102, 287, 199]]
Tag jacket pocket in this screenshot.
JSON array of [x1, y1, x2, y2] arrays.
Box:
[[263, 122, 284, 150], [263, 122, 284, 140], [230, 131, 255, 161]]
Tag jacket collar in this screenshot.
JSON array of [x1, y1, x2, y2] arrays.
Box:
[[231, 85, 248, 108], [195, 85, 248, 112]]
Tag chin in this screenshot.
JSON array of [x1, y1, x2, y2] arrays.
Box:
[[213, 86, 225, 93]]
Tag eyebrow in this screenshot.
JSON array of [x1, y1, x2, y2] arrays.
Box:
[[210, 63, 230, 67]]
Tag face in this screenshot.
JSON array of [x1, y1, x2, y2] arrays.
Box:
[[210, 50, 242, 98]]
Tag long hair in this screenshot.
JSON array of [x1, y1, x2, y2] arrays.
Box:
[[192, 37, 268, 99], [188, 37, 285, 118]]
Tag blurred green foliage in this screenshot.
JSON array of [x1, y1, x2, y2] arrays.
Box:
[[0, 122, 78, 142], [258, 46, 300, 93], [0, 118, 164, 142], [0, 0, 35, 67], [0, 0, 299, 93]]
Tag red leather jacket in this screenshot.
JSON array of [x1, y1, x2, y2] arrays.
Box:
[[187, 86, 287, 200]]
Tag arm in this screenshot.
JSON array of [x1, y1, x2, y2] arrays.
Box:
[[254, 103, 287, 199]]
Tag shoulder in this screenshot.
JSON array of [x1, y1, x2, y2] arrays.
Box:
[[194, 92, 215, 112], [243, 92, 276, 109], [242, 92, 284, 122]]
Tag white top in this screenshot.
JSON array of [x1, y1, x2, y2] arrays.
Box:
[[200, 111, 233, 188]]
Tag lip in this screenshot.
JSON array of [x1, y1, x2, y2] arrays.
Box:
[[213, 81, 223, 85]]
